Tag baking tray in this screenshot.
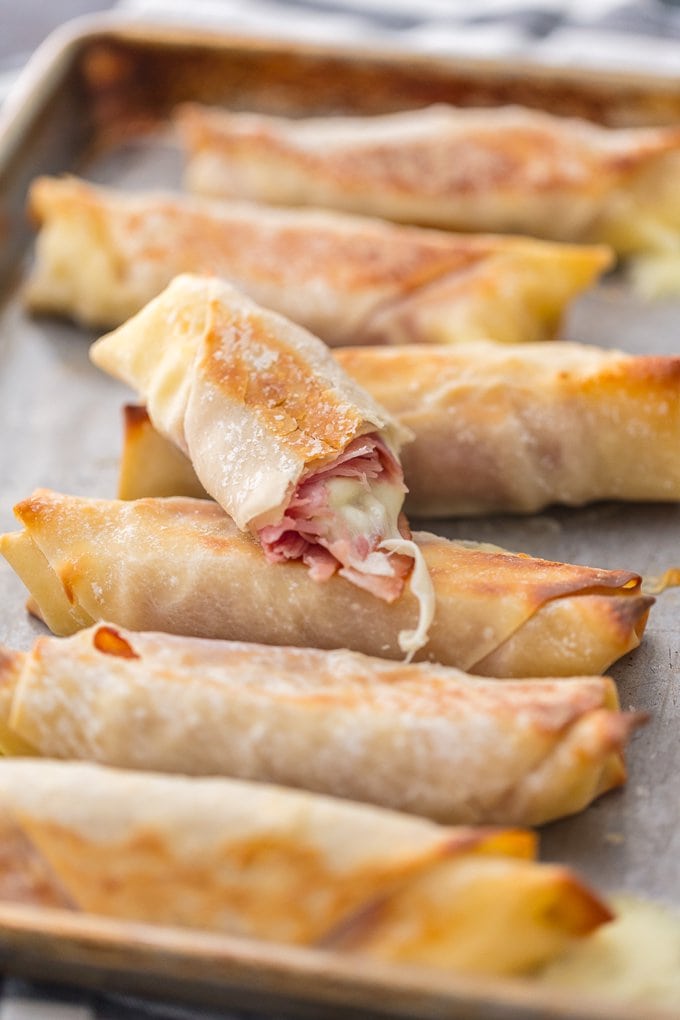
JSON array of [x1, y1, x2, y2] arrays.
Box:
[[0, 15, 679, 1018]]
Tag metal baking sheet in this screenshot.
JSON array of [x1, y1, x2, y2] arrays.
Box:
[[0, 17, 679, 1018]]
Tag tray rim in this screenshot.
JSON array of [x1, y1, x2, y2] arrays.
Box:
[[0, 901, 673, 1020], [1, 14, 679, 1019], [4, 7, 680, 170]]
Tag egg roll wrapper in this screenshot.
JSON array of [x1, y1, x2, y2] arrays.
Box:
[[0, 624, 643, 826], [120, 405, 208, 500], [0, 490, 651, 677], [26, 175, 610, 344], [176, 103, 680, 261], [90, 274, 408, 535], [0, 651, 37, 757], [119, 338, 680, 515], [338, 343, 680, 514], [0, 760, 611, 974]]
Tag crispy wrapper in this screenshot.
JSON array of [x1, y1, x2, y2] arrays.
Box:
[[176, 102, 680, 259], [0, 759, 612, 974], [338, 343, 680, 514], [25, 176, 610, 343], [89, 275, 438, 656], [119, 339, 680, 515], [0, 490, 652, 677], [0, 624, 644, 826], [90, 274, 408, 533]]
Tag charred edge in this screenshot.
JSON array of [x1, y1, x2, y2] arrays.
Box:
[[578, 593, 654, 643], [123, 404, 152, 433], [547, 868, 615, 934], [620, 594, 655, 640], [12, 489, 59, 525]]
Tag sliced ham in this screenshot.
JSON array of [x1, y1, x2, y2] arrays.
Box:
[[258, 433, 410, 600]]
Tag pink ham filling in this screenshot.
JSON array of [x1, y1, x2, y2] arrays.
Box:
[[257, 433, 410, 601]]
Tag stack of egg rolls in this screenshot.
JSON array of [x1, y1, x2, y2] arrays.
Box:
[[0, 113, 663, 982]]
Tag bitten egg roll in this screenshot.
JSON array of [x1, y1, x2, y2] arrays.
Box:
[[0, 759, 611, 974], [118, 340, 680, 516], [91, 274, 435, 655], [25, 175, 610, 342], [0, 624, 643, 826], [176, 102, 680, 282], [0, 490, 652, 677]]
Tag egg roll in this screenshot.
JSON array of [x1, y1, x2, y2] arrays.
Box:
[[0, 623, 644, 826], [91, 274, 437, 654], [0, 759, 611, 974], [177, 102, 680, 272], [119, 341, 680, 515], [0, 490, 652, 677], [25, 175, 611, 343]]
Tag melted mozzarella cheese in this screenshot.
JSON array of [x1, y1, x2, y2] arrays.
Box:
[[326, 477, 405, 574], [538, 895, 680, 1009], [630, 251, 680, 298], [326, 476, 435, 659], [380, 537, 436, 662]]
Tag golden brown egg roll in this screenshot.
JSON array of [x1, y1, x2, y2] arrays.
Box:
[[118, 340, 680, 516], [176, 102, 680, 272], [25, 175, 610, 342], [90, 274, 438, 656], [119, 404, 208, 500], [0, 759, 611, 974], [0, 490, 652, 677], [0, 624, 643, 826], [338, 343, 680, 514]]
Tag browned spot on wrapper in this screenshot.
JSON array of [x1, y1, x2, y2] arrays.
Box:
[[420, 532, 642, 604], [200, 299, 365, 466], [122, 403, 152, 434], [93, 625, 140, 660]]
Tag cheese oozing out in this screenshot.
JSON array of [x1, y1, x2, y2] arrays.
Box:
[[257, 433, 434, 658]]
